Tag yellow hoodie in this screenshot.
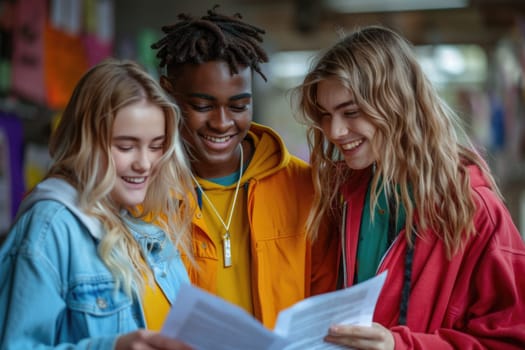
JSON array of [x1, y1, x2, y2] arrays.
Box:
[[187, 122, 325, 328]]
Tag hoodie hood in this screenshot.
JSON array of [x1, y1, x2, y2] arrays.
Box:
[[241, 122, 293, 181], [16, 178, 105, 240]]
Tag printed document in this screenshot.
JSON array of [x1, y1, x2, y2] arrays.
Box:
[[161, 271, 387, 350]]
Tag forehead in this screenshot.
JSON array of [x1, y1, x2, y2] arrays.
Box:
[[316, 78, 355, 110], [173, 61, 252, 98], [112, 100, 165, 137]]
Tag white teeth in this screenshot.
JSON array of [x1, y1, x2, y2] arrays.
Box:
[[123, 177, 145, 184], [342, 139, 363, 150], [204, 135, 230, 143]]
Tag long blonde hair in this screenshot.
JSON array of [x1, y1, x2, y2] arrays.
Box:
[[48, 58, 194, 295], [293, 26, 500, 258]]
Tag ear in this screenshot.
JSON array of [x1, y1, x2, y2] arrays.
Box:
[[160, 75, 175, 95]]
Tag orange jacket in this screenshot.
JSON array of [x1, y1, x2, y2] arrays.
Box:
[[185, 123, 330, 328]]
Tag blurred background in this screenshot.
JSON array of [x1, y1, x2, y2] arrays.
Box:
[[0, 0, 524, 239]]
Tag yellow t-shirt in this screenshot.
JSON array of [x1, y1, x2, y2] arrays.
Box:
[[141, 269, 171, 330], [198, 175, 253, 315]]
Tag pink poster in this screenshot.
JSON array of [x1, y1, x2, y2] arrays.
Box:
[[83, 34, 113, 67], [11, 0, 47, 104]]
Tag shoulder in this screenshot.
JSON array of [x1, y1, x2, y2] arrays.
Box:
[[6, 200, 89, 256], [467, 169, 523, 251], [282, 154, 311, 174], [17, 199, 83, 233], [269, 156, 313, 187], [467, 164, 507, 229]]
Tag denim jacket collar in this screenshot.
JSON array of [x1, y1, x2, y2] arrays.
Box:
[[17, 178, 105, 240], [121, 210, 168, 253]]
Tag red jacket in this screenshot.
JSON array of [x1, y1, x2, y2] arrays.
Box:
[[325, 165, 525, 349]]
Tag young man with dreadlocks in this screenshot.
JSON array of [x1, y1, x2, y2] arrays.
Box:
[[151, 6, 332, 329]]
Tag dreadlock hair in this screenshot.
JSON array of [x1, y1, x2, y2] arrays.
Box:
[[151, 5, 269, 81]]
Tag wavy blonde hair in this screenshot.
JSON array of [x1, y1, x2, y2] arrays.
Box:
[[48, 58, 194, 295], [293, 26, 500, 258]]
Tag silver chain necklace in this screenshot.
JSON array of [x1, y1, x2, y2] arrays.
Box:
[[191, 145, 243, 268]]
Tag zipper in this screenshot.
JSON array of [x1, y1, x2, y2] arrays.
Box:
[[340, 200, 348, 288], [376, 234, 400, 274]]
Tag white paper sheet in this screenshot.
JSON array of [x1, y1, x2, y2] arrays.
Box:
[[275, 271, 387, 349], [162, 271, 387, 350], [161, 285, 290, 350]]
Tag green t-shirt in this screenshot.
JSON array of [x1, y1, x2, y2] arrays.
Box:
[[356, 184, 405, 283]]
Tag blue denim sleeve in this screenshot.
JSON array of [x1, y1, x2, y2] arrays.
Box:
[[0, 202, 124, 350]]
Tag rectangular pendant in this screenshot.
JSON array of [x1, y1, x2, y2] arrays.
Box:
[[223, 233, 232, 268]]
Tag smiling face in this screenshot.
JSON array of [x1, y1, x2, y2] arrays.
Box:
[[316, 78, 377, 170], [163, 60, 252, 178], [110, 99, 166, 208]]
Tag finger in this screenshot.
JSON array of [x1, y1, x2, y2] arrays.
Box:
[[145, 333, 193, 350], [115, 330, 155, 350], [329, 324, 383, 341], [326, 323, 393, 350], [325, 334, 379, 350]]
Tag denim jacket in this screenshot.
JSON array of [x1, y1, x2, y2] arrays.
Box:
[[0, 178, 189, 350]]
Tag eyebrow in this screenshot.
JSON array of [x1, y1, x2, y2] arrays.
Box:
[[317, 100, 356, 113], [188, 92, 252, 101], [333, 100, 357, 110], [112, 135, 166, 142]]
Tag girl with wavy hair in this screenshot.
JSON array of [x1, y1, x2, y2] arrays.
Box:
[[294, 25, 525, 349], [0, 58, 193, 349]]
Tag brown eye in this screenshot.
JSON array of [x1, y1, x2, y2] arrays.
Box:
[[190, 104, 212, 112], [115, 144, 133, 151], [150, 143, 164, 151], [230, 104, 248, 112], [344, 110, 360, 118]]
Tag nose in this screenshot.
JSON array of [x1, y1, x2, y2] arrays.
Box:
[[327, 114, 348, 140], [132, 149, 153, 172], [208, 107, 234, 131]]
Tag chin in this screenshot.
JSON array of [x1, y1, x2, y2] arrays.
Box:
[[345, 160, 374, 170], [116, 195, 147, 208], [128, 197, 147, 207]]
